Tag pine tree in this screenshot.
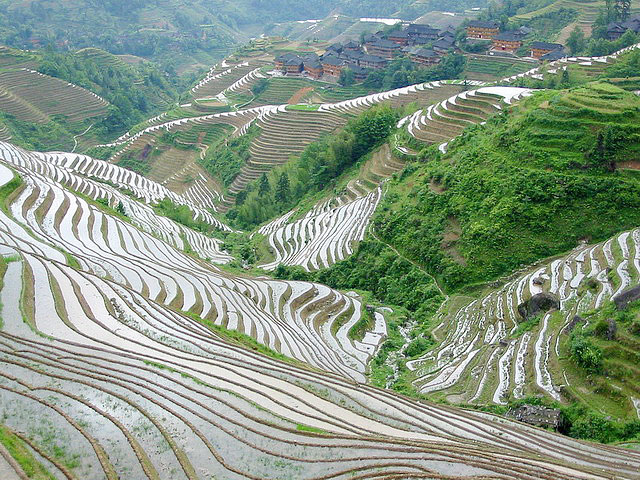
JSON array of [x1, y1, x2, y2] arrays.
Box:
[[258, 173, 271, 196], [275, 172, 290, 204]]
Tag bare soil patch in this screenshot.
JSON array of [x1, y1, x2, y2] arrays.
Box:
[[288, 87, 314, 104]]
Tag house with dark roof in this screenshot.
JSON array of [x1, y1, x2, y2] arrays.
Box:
[[275, 52, 301, 70], [540, 49, 568, 62], [607, 15, 640, 40], [343, 40, 360, 51], [530, 41, 563, 59], [492, 31, 523, 53], [326, 43, 343, 55], [340, 49, 365, 66], [350, 65, 370, 82], [284, 57, 304, 74], [388, 30, 411, 46], [366, 39, 402, 59], [303, 54, 323, 79], [321, 55, 346, 76], [358, 54, 388, 69], [410, 48, 441, 66], [433, 37, 455, 54], [467, 20, 500, 39]]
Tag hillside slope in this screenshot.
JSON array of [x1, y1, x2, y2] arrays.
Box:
[[377, 82, 640, 291], [0, 139, 638, 480]]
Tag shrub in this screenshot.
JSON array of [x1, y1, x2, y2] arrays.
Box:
[[569, 333, 603, 373]]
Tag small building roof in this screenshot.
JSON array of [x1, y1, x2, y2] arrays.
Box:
[[540, 49, 567, 61], [359, 53, 388, 64], [407, 24, 440, 36], [433, 37, 455, 49], [369, 39, 402, 49], [413, 48, 438, 58], [468, 20, 500, 29], [389, 30, 411, 39], [343, 40, 360, 48], [276, 52, 301, 62], [285, 57, 304, 67], [531, 41, 563, 51], [493, 32, 523, 42], [321, 55, 345, 67]]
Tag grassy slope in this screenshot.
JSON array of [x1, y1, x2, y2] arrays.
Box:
[[375, 82, 640, 291]]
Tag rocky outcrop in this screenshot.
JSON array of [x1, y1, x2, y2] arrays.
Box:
[[613, 285, 640, 310], [506, 405, 565, 430], [517, 293, 560, 321]]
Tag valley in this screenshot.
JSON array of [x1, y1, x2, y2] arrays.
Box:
[[0, 1, 640, 478]]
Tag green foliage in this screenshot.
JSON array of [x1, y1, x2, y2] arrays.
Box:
[[118, 153, 152, 176], [567, 26, 586, 55], [36, 48, 180, 138], [153, 198, 217, 234], [275, 238, 444, 322], [0, 170, 22, 214], [564, 403, 640, 443], [0, 425, 56, 480], [252, 78, 269, 97], [363, 54, 467, 91], [227, 104, 398, 229], [199, 125, 258, 187], [374, 84, 640, 291], [569, 333, 604, 373], [513, 314, 543, 337], [404, 335, 434, 358], [339, 68, 356, 87]]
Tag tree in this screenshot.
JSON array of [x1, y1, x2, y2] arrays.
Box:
[[275, 172, 290, 204], [258, 173, 271, 196], [567, 26, 586, 55], [339, 67, 355, 87]]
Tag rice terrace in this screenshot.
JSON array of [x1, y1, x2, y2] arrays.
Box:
[[0, 0, 639, 479]]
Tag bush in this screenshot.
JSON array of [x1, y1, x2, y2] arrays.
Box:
[[569, 333, 603, 373]]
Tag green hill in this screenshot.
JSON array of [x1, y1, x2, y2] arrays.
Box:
[[374, 83, 640, 291]]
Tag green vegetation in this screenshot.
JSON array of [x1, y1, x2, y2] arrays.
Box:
[[37, 47, 182, 138], [375, 83, 640, 291], [227, 104, 398, 229], [363, 54, 467, 91], [199, 125, 259, 187], [0, 170, 22, 214], [153, 198, 218, 234], [295, 424, 329, 434], [0, 425, 56, 480], [559, 299, 640, 419]]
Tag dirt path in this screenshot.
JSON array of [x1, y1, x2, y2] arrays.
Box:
[[288, 86, 314, 104]]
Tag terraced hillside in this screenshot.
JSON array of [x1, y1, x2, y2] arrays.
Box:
[[0, 143, 639, 480], [412, 225, 640, 416], [399, 86, 533, 153], [257, 144, 405, 271], [0, 141, 390, 383], [0, 68, 108, 124], [222, 80, 474, 207]]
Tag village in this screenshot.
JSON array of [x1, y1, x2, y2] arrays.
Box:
[[272, 17, 603, 83]]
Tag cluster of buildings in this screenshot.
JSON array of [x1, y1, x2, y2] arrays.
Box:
[[607, 14, 640, 40], [466, 20, 565, 61], [274, 23, 458, 82]]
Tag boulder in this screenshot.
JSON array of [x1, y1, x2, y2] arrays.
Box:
[[566, 315, 585, 333], [613, 285, 640, 310], [517, 293, 560, 321], [506, 405, 565, 430]]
